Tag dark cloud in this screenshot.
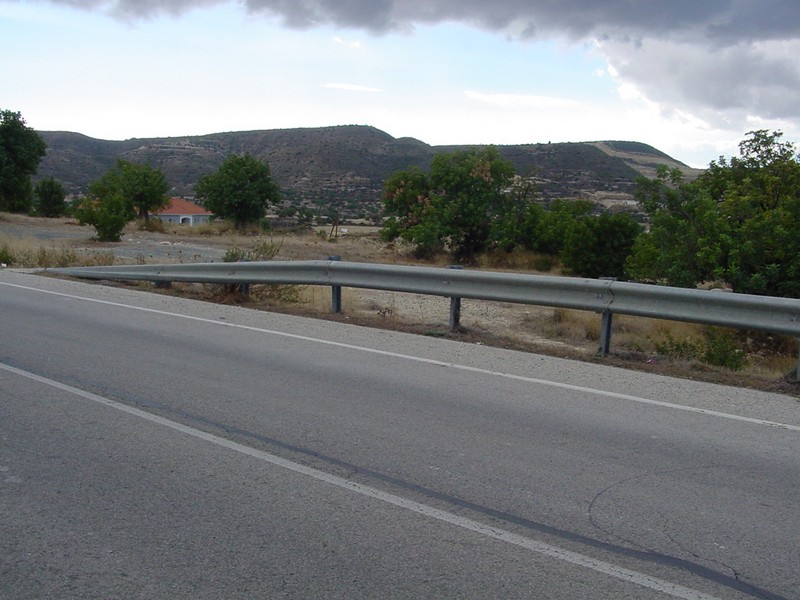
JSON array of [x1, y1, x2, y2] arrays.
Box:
[[34, 0, 800, 125], [49, 0, 800, 42], [244, 0, 395, 31], [247, 0, 800, 46]]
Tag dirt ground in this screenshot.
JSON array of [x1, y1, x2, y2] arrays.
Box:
[[2, 212, 799, 396]]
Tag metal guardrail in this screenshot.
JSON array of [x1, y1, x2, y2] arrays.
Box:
[[53, 259, 800, 373]]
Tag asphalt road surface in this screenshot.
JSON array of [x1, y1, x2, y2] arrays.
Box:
[[2, 269, 799, 600]]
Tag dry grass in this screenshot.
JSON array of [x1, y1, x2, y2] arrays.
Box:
[[0, 236, 116, 268]]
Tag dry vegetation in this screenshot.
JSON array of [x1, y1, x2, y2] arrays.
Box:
[[2, 211, 798, 396]]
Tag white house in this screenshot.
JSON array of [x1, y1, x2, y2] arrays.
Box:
[[154, 198, 213, 226]]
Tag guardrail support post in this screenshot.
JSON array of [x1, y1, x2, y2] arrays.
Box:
[[599, 310, 613, 356], [328, 255, 342, 314], [236, 259, 251, 298], [795, 339, 800, 382], [447, 266, 464, 329], [597, 277, 617, 357], [449, 297, 461, 329]]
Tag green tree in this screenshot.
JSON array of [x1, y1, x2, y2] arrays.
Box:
[[534, 199, 595, 256], [381, 147, 516, 262], [699, 130, 800, 295], [33, 177, 66, 217], [625, 167, 725, 287], [380, 167, 443, 258], [90, 159, 169, 221], [490, 177, 541, 252], [0, 110, 47, 213], [124, 161, 170, 221], [195, 154, 280, 230], [626, 131, 800, 296], [561, 212, 642, 279], [73, 159, 168, 241]]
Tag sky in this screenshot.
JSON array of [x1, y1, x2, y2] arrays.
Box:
[[2, 1, 799, 168]]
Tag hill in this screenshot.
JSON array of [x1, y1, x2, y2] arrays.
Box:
[[35, 125, 700, 218]]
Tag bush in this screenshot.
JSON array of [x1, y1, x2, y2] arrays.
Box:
[[702, 327, 747, 371], [73, 196, 130, 242], [223, 245, 248, 263], [0, 242, 14, 265], [655, 332, 704, 361], [655, 327, 746, 370], [223, 237, 282, 262]]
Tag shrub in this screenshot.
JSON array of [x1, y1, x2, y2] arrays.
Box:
[[0, 242, 14, 266], [223, 237, 282, 262], [73, 196, 130, 242], [249, 238, 281, 260], [223, 245, 248, 263], [655, 332, 704, 361], [702, 327, 747, 371], [655, 328, 746, 370]]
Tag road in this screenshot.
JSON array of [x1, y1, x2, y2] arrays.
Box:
[[1, 269, 799, 599]]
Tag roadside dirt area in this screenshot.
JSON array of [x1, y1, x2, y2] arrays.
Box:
[[3, 212, 798, 396]]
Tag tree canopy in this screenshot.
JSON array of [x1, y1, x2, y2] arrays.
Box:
[[91, 159, 170, 221], [75, 159, 169, 241], [626, 130, 800, 297], [562, 212, 641, 279], [0, 110, 47, 213], [194, 153, 280, 230], [34, 177, 66, 217], [380, 147, 642, 275], [381, 146, 518, 262]]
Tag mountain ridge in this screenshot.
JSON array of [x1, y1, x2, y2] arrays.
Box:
[[35, 125, 701, 218]]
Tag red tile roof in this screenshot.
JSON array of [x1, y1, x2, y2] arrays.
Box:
[[156, 197, 213, 216]]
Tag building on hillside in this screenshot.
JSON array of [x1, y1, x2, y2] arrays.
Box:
[[154, 198, 213, 226]]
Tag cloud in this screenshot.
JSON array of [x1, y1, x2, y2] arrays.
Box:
[[28, 0, 800, 133], [333, 35, 362, 49], [602, 37, 800, 126], [59, 1, 799, 42], [39, 1, 800, 38]]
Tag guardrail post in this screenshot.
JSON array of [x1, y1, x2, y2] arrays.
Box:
[[328, 255, 342, 314], [795, 339, 800, 382], [599, 310, 613, 356], [447, 265, 464, 329], [598, 277, 616, 356], [237, 259, 251, 298]]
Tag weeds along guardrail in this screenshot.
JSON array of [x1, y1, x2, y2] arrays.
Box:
[[53, 259, 800, 375]]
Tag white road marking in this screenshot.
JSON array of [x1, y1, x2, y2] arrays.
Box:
[[1, 360, 722, 600], [3, 279, 799, 433]]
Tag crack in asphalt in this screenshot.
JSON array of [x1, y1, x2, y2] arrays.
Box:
[[587, 464, 747, 583]]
